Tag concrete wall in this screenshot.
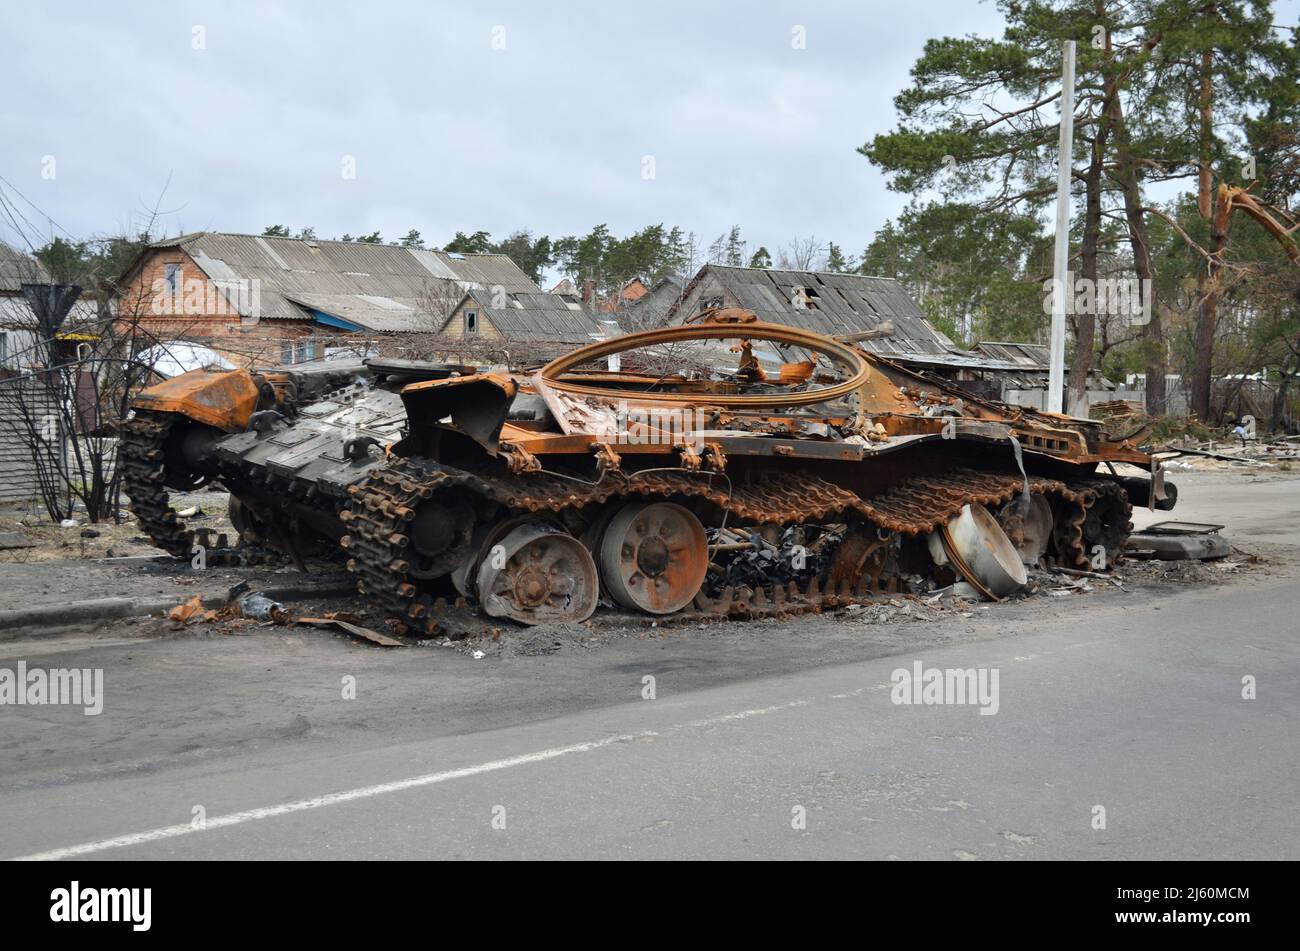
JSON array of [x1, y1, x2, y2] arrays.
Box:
[[1003, 389, 1131, 415]]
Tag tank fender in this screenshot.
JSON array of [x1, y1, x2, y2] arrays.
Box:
[[400, 373, 518, 453], [130, 369, 261, 432]]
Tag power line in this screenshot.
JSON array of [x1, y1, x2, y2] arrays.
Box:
[[0, 172, 78, 245]]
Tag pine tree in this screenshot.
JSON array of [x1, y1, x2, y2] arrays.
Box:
[[443, 231, 493, 254], [825, 242, 850, 273], [723, 225, 746, 266]]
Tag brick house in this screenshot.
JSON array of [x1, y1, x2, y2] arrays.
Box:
[[115, 232, 543, 368]]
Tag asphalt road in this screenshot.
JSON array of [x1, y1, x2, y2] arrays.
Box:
[[1, 469, 1297, 860]]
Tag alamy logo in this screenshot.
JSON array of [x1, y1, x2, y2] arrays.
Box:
[[597, 400, 707, 453], [1042, 271, 1151, 326], [50, 882, 151, 931], [0, 663, 103, 716], [890, 662, 1000, 715]]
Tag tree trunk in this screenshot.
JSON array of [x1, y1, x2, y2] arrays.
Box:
[[1106, 89, 1166, 415], [1068, 0, 1114, 416], [1190, 46, 1219, 421], [1192, 186, 1232, 421], [1067, 107, 1109, 415]]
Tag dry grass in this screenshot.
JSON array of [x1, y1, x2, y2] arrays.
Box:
[[0, 489, 234, 563]]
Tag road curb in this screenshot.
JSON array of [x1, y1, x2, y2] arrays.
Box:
[[0, 584, 358, 640]]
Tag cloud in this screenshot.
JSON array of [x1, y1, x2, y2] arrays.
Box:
[[1, 0, 1010, 259]]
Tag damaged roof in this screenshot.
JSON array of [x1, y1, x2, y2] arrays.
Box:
[[453, 287, 604, 344], [623, 275, 685, 326], [974, 340, 1115, 390], [669, 265, 959, 359], [975, 341, 1053, 368], [130, 232, 538, 333]]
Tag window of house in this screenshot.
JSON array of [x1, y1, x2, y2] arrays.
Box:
[[0, 332, 8, 367], [465, 310, 478, 333], [164, 263, 181, 294], [281, 341, 295, 365]]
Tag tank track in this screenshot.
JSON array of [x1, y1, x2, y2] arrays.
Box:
[[120, 411, 278, 566], [340, 456, 1131, 635]]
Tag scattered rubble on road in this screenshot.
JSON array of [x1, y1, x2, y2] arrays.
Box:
[[163, 579, 399, 647], [0, 526, 1270, 657], [1092, 402, 1298, 473], [1155, 437, 1299, 471]]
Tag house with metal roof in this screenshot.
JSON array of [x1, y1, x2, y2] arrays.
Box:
[[436, 285, 605, 360], [666, 265, 964, 363], [662, 264, 1114, 407], [971, 340, 1118, 408], [0, 242, 100, 371], [115, 232, 548, 367], [0, 242, 51, 371], [621, 275, 684, 330], [0, 241, 49, 295], [0, 243, 107, 504]]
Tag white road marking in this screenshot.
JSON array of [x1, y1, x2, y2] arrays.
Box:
[[686, 699, 810, 727], [10, 731, 657, 861], [10, 691, 842, 861]]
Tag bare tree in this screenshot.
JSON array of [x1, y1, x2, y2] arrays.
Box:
[[0, 260, 165, 523], [415, 277, 472, 330], [776, 235, 825, 271]]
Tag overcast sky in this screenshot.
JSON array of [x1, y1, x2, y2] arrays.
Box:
[[2, 0, 1296, 275]]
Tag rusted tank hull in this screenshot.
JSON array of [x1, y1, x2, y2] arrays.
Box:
[[123, 316, 1171, 634]]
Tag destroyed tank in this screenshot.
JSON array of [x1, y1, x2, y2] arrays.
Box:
[[122, 310, 1175, 634]]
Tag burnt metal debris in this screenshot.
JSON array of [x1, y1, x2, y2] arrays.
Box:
[[122, 309, 1175, 635]]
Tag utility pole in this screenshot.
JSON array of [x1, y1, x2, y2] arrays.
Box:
[[1048, 40, 1076, 415]]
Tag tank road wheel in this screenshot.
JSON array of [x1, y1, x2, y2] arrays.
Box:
[[1081, 483, 1132, 569], [406, 500, 475, 580], [598, 501, 708, 615], [995, 494, 1054, 567], [228, 496, 267, 546], [475, 522, 599, 625], [451, 515, 564, 597]]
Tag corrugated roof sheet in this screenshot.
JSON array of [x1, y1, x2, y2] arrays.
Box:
[[624, 276, 685, 326], [0, 242, 51, 293], [460, 287, 603, 344], [973, 341, 1115, 390], [975, 341, 1051, 368], [283, 292, 441, 333], [0, 296, 101, 330], [148, 233, 539, 333], [670, 265, 959, 359]]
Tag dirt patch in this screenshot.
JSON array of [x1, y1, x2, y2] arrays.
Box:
[[0, 487, 234, 564]]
